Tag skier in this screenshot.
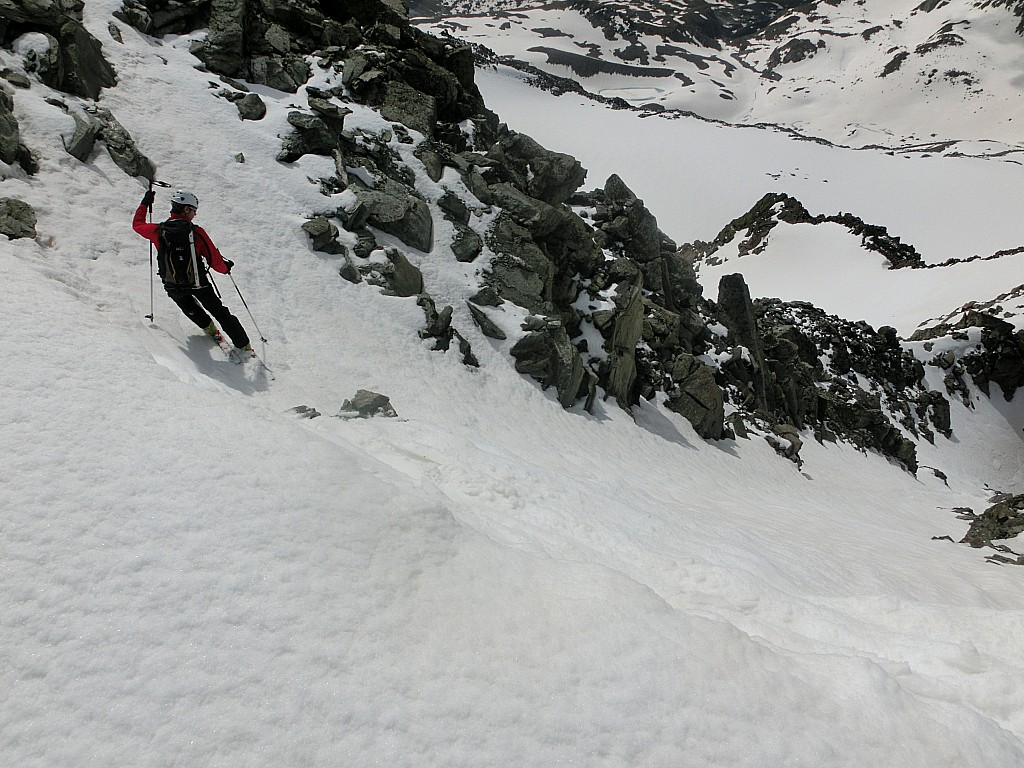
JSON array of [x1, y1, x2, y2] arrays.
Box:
[[133, 188, 252, 354]]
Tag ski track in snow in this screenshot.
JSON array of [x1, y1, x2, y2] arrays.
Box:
[[2, 1, 1024, 765]]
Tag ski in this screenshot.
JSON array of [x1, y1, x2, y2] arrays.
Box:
[[208, 330, 244, 364], [206, 328, 273, 378], [240, 347, 275, 379]]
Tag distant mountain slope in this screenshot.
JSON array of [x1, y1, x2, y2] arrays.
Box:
[[413, 0, 1024, 149]]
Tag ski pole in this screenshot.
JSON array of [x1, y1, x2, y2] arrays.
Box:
[[145, 180, 155, 321], [229, 274, 268, 344]]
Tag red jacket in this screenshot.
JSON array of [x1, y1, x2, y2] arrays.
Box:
[[132, 203, 230, 275]]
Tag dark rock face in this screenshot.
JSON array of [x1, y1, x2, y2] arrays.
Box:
[[716, 273, 771, 415], [57, 19, 117, 98], [0, 1, 116, 99]]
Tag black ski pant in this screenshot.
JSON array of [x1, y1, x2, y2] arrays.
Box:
[[164, 284, 250, 348]]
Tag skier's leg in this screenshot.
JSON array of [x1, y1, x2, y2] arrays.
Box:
[[193, 287, 250, 348], [165, 285, 213, 329]]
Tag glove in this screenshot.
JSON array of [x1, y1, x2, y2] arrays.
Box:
[[223, 259, 234, 274], [141, 189, 156, 208]]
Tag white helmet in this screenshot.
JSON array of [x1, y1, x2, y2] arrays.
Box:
[[170, 189, 199, 208]]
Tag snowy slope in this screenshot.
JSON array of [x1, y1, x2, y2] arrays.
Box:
[[4, 1, 1024, 766], [416, 0, 1024, 150]]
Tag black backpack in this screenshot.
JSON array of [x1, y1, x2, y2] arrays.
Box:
[[157, 219, 208, 288]]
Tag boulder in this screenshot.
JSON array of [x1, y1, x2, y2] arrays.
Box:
[[278, 111, 338, 161], [353, 180, 433, 252], [94, 107, 155, 179], [1, 69, 31, 89], [338, 253, 362, 284], [488, 131, 586, 205], [301, 216, 343, 254], [488, 182, 564, 237], [665, 353, 725, 439], [235, 92, 267, 121], [64, 109, 99, 161], [418, 293, 453, 345], [598, 174, 663, 263], [384, 247, 423, 297], [484, 215, 554, 313], [437, 189, 470, 224], [467, 301, 506, 340], [338, 390, 398, 419], [510, 320, 587, 408], [450, 222, 482, 262], [0, 197, 37, 239], [765, 423, 804, 467], [248, 54, 310, 93]]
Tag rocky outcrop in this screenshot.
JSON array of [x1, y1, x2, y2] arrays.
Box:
[[689, 192, 925, 270], [914, 310, 1024, 402], [664, 353, 725, 439], [92, 107, 155, 179], [708, 292, 937, 470], [217, 83, 267, 121], [766, 38, 821, 70], [605, 277, 644, 407], [0, 85, 18, 162], [1, 2, 116, 98], [960, 494, 1024, 549], [716, 273, 772, 414], [64, 109, 99, 161], [418, 294, 478, 366], [511, 318, 593, 408], [485, 131, 586, 206], [120, 0, 486, 138]]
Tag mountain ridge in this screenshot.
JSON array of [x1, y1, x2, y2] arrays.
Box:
[[414, 0, 1024, 150]]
